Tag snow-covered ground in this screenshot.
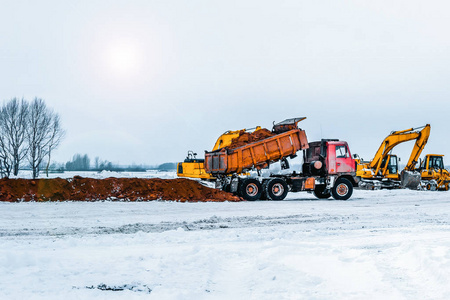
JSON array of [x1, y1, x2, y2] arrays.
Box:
[[13, 170, 178, 180], [1, 188, 450, 299]]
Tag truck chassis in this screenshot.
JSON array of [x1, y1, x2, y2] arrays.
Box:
[[215, 171, 355, 201]]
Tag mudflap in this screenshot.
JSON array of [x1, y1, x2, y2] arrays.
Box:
[[400, 170, 421, 190]]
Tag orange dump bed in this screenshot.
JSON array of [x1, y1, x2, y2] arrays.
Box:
[[205, 128, 309, 174]]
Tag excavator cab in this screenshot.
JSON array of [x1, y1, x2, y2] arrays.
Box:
[[177, 151, 214, 180], [379, 155, 398, 177]]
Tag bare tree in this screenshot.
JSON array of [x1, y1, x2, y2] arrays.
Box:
[[0, 98, 29, 176], [45, 114, 65, 177], [0, 125, 12, 177], [26, 98, 58, 179], [0, 97, 64, 179]]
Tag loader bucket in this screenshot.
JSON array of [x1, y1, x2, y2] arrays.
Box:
[[400, 170, 421, 189]]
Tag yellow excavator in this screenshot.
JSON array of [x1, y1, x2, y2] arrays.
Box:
[[356, 124, 431, 189], [176, 150, 214, 180], [416, 154, 450, 191], [177, 126, 262, 180]]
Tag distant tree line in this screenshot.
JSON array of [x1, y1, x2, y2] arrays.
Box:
[[62, 153, 176, 172], [64, 153, 146, 172], [157, 162, 177, 171], [0, 98, 64, 179], [65, 154, 91, 171]]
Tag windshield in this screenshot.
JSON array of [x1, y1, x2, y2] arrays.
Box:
[[428, 156, 444, 169], [388, 156, 398, 174], [381, 156, 398, 174]]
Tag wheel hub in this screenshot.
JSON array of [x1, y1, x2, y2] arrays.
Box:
[[246, 184, 258, 196], [336, 183, 348, 196], [272, 183, 284, 196]]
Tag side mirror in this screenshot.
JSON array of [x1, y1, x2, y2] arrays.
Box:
[[352, 154, 361, 161], [398, 157, 401, 162]]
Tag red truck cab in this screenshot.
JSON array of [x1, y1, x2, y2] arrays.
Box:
[[327, 141, 356, 174], [303, 139, 357, 200]]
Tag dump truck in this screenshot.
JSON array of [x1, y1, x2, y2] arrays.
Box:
[[203, 118, 358, 200]]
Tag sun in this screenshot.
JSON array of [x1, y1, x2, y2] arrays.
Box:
[[106, 42, 141, 77]]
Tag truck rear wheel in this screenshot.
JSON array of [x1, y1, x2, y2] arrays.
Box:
[[266, 178, 288, 201], [239, 178, 262, 201], [313, 185, 331, 199], [331, 178, 353, 200]]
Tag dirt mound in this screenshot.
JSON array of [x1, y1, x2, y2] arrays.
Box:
[[227, 128, 274, 149], [0, 177, 242, 202]]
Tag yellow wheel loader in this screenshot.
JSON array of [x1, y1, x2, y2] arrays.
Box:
[[417, 154, 450, 191], [355, 125, 430, 189]]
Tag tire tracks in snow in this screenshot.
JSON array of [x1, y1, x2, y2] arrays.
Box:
[[0, 214, 342, 237]]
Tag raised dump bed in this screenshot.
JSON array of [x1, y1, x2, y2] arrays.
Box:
[[204, 118, 309, 175]]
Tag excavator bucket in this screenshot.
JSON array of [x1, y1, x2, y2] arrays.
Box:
[[400, 170, 421, 189]]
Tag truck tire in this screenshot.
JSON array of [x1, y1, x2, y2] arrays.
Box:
[[266, 178, 288, 201], [331, 178, 353, 200], [239, 178, 262, 201], [313, 185, 331, 199]]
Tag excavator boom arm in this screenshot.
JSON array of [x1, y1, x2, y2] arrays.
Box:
[[369, 125, 431, 171], [404, 125, 431, 171]]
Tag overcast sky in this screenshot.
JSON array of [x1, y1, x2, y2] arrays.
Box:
[[1, 0, 449, 165]]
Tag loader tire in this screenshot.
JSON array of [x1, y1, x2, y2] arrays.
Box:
[[331, 178, 353, 200], [239, 178, 262, 201], [313, 185, 331, 199], [266, 178, 288, 201]]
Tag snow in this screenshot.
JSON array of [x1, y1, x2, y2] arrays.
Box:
[[1, 186, 450, 299], [13, 170, 178, 180]]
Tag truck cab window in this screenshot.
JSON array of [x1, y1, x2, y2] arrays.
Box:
[[336, 145, 349, 158]]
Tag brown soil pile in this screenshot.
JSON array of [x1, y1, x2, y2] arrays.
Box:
[[227, 128, 274, 149], [0, 177, 242, 202]]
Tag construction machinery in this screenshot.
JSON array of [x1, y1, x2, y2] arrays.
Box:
[[177, 151, 214, 180], [202, 118, 358, 200], [177, 127, 263, 180], [355, 124, 431, 189], [417, 154, 450, 190]]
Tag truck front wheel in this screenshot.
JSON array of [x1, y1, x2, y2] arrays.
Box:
[[331, 178, 353, 200], [239, 178, 262, 201], [266, 178, 288, 200]]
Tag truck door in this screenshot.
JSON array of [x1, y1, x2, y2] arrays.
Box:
[[335, 143, 354, 173], [327, 143, 337, 174]]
